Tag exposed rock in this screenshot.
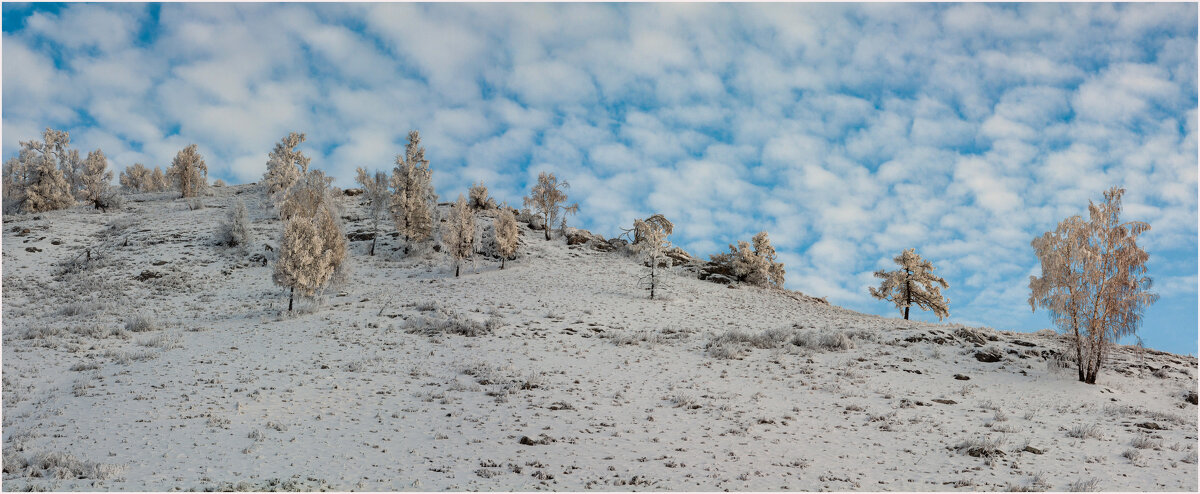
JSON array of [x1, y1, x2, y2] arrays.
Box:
[[974, 350, 1003, 363], [135, 270, 164, 282], [953, 374, 971, 381], [346, 231, 375, 242], [955, 327, 989, 346], [24, 246, 41, 253], [1186, 390, 1197, 405], [1011, 340, 1037, 347], [932, 399, 957, 405], [1136, 421, 1166, 430], [1023, 446, 1044, 455], [343, 188, 363, 196]]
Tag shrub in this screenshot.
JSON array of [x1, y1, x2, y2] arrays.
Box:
[[215, 199, 253, 252], [468, 181, 496, 210], [124, 313, 159, 332], [1066, 423, 1103, 440]]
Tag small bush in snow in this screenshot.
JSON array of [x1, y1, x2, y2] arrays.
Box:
[[1066, 478, 1100, 492], [1066, 423, 1103, 440], [215, 199, 253, 252], [406, 313, 490, 337], [2, 451, 124, 480], [955, 436, 1005, 457], [1131, 434, 1161, 449], [125, 313, 159, 332]]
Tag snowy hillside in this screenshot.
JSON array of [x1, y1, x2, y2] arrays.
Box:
[[2, 184, 1197, 491]]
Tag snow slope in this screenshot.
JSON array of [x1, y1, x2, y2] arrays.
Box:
[[2, 184, 1197, 491]]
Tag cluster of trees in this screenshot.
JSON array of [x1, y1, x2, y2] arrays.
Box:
[[709, 231, 786, 289], [3, 128, 209, 213], [864, 186, 1155, 384]]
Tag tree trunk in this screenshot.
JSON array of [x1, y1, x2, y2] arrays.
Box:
[[455, 262, 460, 277], [903, 275, 911, 320], [544, 217, 550, 241], [500, 257, 506, 270], [288, 286, 294, 312]]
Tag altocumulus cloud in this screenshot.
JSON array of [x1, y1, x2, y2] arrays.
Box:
[[3, 3, 1196, 353]]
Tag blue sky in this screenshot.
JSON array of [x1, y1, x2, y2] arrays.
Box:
[[4, 3, 1196, 354]]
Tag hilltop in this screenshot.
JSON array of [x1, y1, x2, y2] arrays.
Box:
[[2, 184, 1196, 491]]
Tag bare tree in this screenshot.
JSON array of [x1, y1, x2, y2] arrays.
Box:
[[869, 248, 949, 321], [390, 130, 436, 251], [79, 149, 114, 209], [443, 194, 475, 277], [167, 144, 208, 198], [636, 217, 672, 299], [263, 132, 310, 198], [355, 167, 390, 256], [493, 207, 519, 269], [523, 171, 577, 241], [273, 170, 347, 311], [1029, 186, 1156, 384]]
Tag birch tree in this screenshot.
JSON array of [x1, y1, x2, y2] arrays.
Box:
[[523, 171, 577, 241], [263, 132, 310, 197], [389, 130, 436, 250], [1029, 186, 1156, 384], [442, 194, 475, 277], [355, 167, 390, 256], [167, 144, 208, 198], [869, 248, 949, 321], [493, 208, 519, 269], [150, 166, 169, 192]]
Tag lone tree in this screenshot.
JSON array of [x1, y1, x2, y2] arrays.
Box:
[[468, 181, 496, 210], [263, 132, 310, 198], [3, 128, 75, 213], [1029, 186, 1156, 384], [390, 130, 436, 250], [216, 199, 253, 253], [79, 149, 114, 209], [167, 144, 208, 198], [523, 171, 578, 241], [635, 216, 673, 299], [355, 167, 390, 256], [869, 248, 949, 321], [443, 194, 475, 277], [493, 207, 519, 269], [273, 170, 347, 311]]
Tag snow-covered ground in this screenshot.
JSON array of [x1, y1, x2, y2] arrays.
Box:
[[3, 184, 1197, 491]]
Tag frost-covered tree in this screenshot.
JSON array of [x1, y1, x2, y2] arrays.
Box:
[[167, 144, 208, 198], [523, 171, 578, 241], [1029, 186, 1156, 384], [60, 148, 84, 199], [869, 248, 949, 321], [4, 129, 76, 213], [355, 167, 390, 256], [273, 170, 347, 311], [149, 166, 169, 192], [216, 199, 253, 253], [79, 149, 114, 208], [468, 181, 496, 210], [636, 217, 672, 299], [389, 130, 436, 250], [709, 231, 785, 288], [442, 194, 475, 277], [263, 132, 310, 198], [120, 163, 152, 192], [493, 207, 519, 269]]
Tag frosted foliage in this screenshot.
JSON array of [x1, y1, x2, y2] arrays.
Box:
[[61, 148, 84, 199], [273, 172, 347, 309], [5, 128, 75, 213], [637, 217, 672, 299], [355, 167, 390, 256], [469, 181, 495, 210], [80, 149, 114, 207], [493, 208, 519, 269], [752, 231, 785, 288], [869, 248, 950, 321], [1029, 186, 1157, 384], [389, 130, 436, 245], [120, 163, 152, 192], [263, 132, 310, 197], [216, 199, 253, 252], [523, 171, 578, 241], [443, 195, 475, 277], [631, 214, 674, 246], [150, 167, 169, 192], [167, 144, 208, 198]]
